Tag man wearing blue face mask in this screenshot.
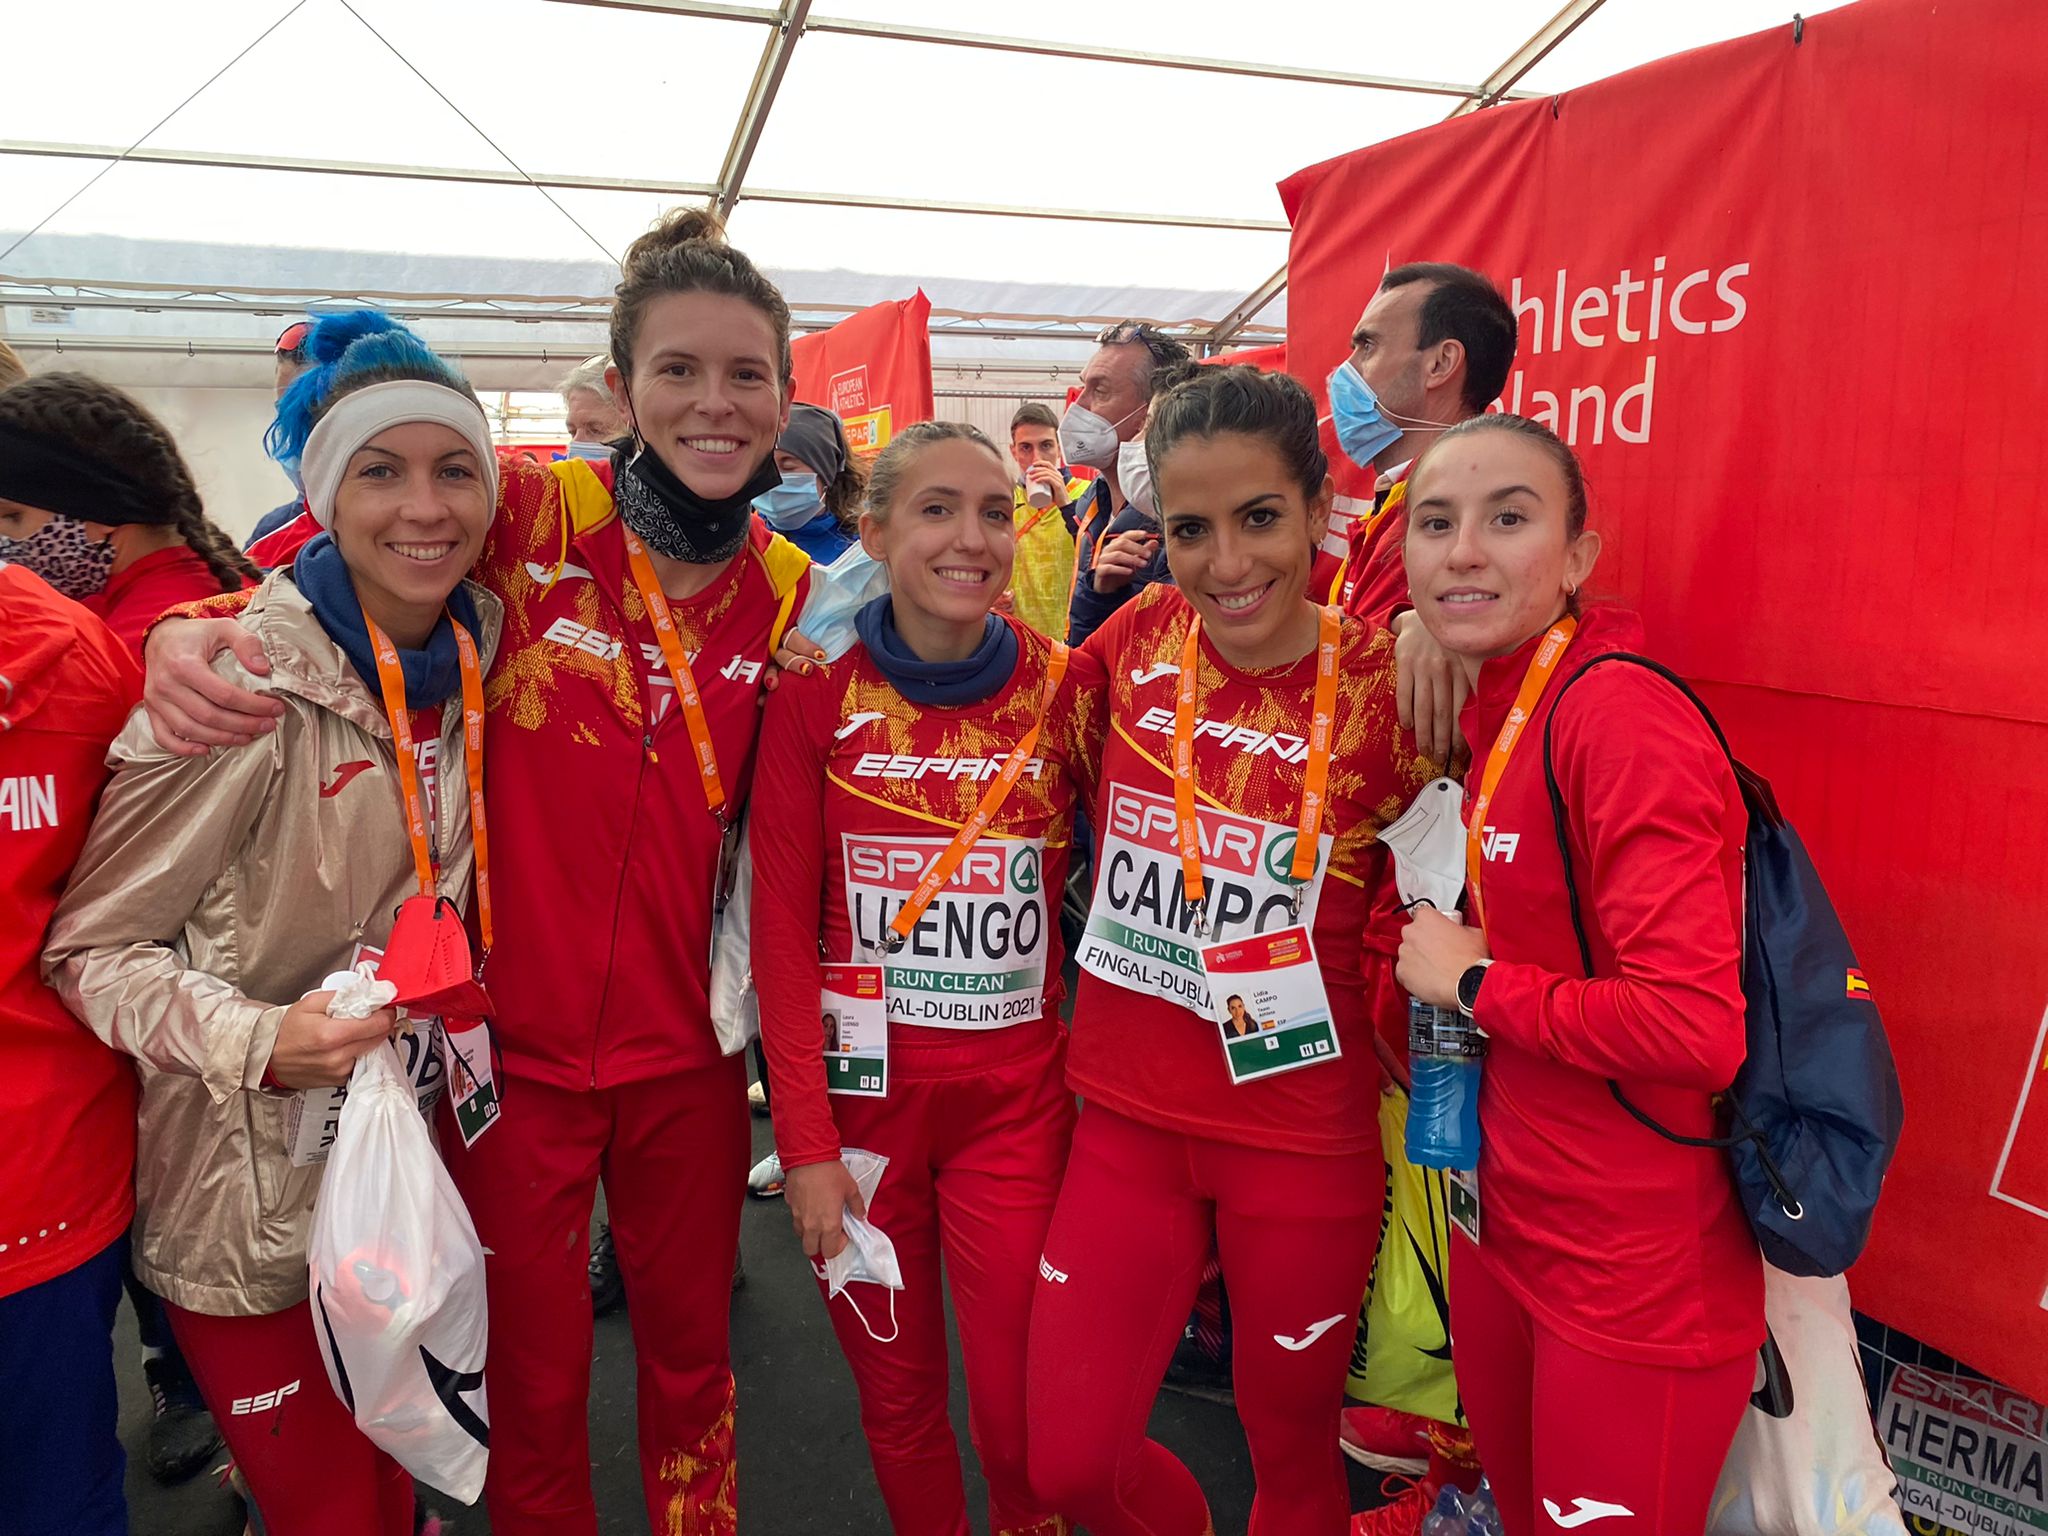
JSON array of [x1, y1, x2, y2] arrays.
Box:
[[751, 402, 860, 564], [1062, 320, 1194, 646], [1327, 263, 1517, 763]]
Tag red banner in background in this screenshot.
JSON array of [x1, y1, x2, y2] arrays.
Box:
[[1205, 343, 1288, 372], [1282, 0, 2048, 1398], [790, 291, 934, 455]]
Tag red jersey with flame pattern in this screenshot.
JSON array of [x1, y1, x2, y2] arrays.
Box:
[[477, 456, 811, 1090], [749, 618, 1099, 1169], [1067, 583, 1430, 1156]]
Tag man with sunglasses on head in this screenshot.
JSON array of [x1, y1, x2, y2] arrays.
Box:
[[1062, 320, 1191, 646], [241, 321, 318, 559]]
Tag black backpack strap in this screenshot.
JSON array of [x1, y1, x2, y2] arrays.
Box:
[[1539, 655, 1785, 1168]]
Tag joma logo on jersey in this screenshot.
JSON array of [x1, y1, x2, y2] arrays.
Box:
[[230, 1380, 300, 1415], [1481, 827, 1520, 862], [847, 840, 1006, 896], [850, 753, 1045, 783], [1131, 706, 1309, 764], [1105, 786, 1262, 876]]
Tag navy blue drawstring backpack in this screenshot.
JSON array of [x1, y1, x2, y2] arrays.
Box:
[[1542, 653, 1904, 1278]]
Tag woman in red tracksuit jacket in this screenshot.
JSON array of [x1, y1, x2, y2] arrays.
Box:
[[751, 421, 1092, 1536], [136, 211, 817, 1536], [1027, 365, 1431, 1535], [0, 570, 140, 1536], [1395, 414, 1764, 1536]]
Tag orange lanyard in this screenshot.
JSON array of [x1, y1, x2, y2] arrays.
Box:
[[623, 528, 729, 825], [1172, 606, 1341, 928], [365, 613, 494, 957], [1465, 616, 1577, 931], [883, 641, 1070, 952]]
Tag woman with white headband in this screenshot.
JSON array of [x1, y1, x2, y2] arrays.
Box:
[[44, 327, 503, 1536]]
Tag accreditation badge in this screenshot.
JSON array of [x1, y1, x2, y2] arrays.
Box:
[[841, 833, 1050, 1030], [822, 962, 888, 1097], [440, 1016, 501, 1147], [1448, 1166, 1481, 1247], [1197, 924, 1343, 1085]]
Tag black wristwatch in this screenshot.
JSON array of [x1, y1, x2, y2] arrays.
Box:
[[1456, 961, 1493, 1019]]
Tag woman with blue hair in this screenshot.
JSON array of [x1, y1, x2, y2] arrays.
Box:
[[48, 324, 504, 1535]]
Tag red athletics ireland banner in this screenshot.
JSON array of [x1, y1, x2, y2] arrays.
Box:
[[790, 291, 934, 455], [1281, 0, 2048, 1398]]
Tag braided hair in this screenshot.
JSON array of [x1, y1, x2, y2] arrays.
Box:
[[0, 372, 257, 592]]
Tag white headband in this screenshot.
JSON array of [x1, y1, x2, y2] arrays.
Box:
[[300, 379, 499, 530]]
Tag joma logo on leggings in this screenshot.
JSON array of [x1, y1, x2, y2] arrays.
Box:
[[231, 1380, 300, 1415]]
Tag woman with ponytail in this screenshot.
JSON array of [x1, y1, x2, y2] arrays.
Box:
[[0, 373, 257, 656], [140, 208, 821, 1536]]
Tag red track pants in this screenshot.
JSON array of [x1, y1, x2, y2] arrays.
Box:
[[442, 1057, 749, 1536], [166, 1299, 411, 1536], [1451, 1234, 1753, 1536], [813, 1018, 1075, 1536], [1027, 1103, 1382, 1536]]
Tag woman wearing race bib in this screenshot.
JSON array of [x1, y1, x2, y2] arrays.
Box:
[[44, 332, 502, 1536], [1394, 415, 1762, 1536], [1028, 365, 1431, 1535], [752, 420, 1092, 1536], [135, 213, 822, 1535]]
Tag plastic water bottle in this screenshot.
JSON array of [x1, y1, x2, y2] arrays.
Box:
[[1419, 1486, 1467, 1536], [1405, 995, 1484, 1169], [1464, 1483, 1503, 1536]]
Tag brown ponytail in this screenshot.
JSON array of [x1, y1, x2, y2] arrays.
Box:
[[610, 206, 794, 388], [0, 372, 258, 592]]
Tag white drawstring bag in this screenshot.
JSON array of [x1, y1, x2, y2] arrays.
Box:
[[1709, 1265, 1905, 1536], [307, 1038, 490, 1503]]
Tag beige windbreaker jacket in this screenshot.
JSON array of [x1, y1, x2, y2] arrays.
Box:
[[44, 570, 502, 1316]]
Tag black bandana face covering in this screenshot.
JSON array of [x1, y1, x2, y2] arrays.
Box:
[[615, 438, 782, 565]]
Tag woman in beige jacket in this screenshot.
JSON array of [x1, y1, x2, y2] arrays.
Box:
[[45, 319, 503, 1536]]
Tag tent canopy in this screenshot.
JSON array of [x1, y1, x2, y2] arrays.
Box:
[[1, 0, 1853, 383]]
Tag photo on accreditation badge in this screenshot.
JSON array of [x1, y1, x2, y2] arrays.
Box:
[[1198, 926, 1342, 1085], [820, 961, 888, 1097]]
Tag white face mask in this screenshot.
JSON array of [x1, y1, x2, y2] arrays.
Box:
[[1059, 400, 1142, 471], [822, 1149, 901, 1343], [1116, 438, 1157, 521]]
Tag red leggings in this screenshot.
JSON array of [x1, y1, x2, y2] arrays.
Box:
[[1451, 1235, 1753, 1536], [1027, 1103, 1382, 1536], [816, 1020, 1075, 1536], [166, 1299, 411, 1536], [442, 1058, 749, 1536]]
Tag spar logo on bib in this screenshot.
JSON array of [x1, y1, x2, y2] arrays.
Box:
[[841, 833, 1050, 1030], [1077, 783, 1330, 1013]]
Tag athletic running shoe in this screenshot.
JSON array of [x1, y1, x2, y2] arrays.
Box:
[[144, 1352, 224, 1484], [1339, 1404, 1431, 1474], [747, 1149, 786, 1199], [588, 1222, 625, 1316], [747, 1079, 769, 1116]]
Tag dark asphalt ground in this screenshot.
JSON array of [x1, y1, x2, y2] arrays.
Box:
[[121, 1087, 1388, 1534]]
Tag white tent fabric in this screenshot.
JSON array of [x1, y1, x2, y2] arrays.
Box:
[[3, 0, 1855, 339], [0, 0, 1856, 534]]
